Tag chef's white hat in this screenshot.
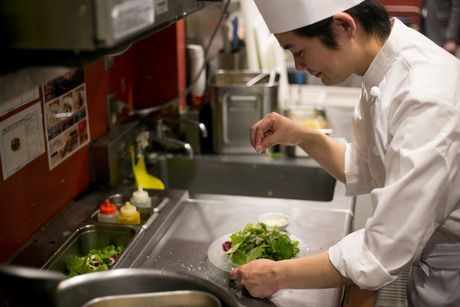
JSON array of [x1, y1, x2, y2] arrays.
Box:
[[253, 0, 365, 33]]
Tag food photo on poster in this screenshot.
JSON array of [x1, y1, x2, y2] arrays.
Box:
[[41, 68, 90, 169]]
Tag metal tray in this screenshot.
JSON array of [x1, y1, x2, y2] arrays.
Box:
[[43, 224, 138, 274], [83, 290, 222, 307]]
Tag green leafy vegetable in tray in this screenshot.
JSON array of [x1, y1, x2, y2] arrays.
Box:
[[66, 245, 123, 276], [223, 223, 300, 265]]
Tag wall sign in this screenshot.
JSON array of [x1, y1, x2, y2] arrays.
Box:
[[42, 68, 91, 170], [0, 103, 45, 180]]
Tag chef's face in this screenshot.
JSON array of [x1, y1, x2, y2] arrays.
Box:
[[275, 31, 354, 85]]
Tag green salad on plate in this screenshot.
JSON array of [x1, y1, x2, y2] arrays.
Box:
[[222, 223, 300, 265]]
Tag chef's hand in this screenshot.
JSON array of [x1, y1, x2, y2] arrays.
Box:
[[228, 259, 281, 298], [250, 112, 309, 154]]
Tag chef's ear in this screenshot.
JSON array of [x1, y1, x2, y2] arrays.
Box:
[[331, 12, 357, 38]]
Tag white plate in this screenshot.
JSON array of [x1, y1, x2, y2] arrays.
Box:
[[207, 233, 309, 272]]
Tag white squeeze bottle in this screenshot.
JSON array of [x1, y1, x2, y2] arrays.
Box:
[[131, 186, 151, 221], [131, 186, 151, 208]]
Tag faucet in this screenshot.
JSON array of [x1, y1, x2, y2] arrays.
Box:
[[150, 134, 194, 159], [157, 116, 208, 139], [137, 123, 194, 159], [155, 116, 208, 155]]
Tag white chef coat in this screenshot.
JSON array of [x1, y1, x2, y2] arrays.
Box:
[[328, 18, 460, 290]]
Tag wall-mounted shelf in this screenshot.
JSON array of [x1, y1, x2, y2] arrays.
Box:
[[0, 0, 222, 75]]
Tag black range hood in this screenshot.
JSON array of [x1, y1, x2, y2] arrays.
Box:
[[0, 0, 221, 74]]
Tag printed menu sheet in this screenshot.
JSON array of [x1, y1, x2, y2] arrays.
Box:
[[42, 68, 90, 170], [0, 103, 45, 180]]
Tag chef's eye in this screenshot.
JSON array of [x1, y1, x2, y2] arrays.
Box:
[[293, 50, 304, 57]]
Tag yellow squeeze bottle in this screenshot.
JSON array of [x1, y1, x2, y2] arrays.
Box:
[[118, 201, 140, 225]]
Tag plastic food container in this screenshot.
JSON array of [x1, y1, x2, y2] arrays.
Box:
[[258, 212, 289, 230]]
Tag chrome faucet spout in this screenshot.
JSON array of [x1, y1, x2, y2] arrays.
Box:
[[159, 117, 208, 139], [197, 122, 208, 139], [183, 143, 194, 159], [150, 135, 194, 159]]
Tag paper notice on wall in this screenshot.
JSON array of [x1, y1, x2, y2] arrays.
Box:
[[0, 87, 40, 117], [0, 103, 46, 180], [42, 68, 91, 170]]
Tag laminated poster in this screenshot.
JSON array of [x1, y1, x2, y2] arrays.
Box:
[[42, 68, 91, 170], [0, 103, 45, 180]]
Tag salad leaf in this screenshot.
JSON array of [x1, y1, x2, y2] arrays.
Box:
[[66, 245, 123, 276], [224, 223, 299, 265]]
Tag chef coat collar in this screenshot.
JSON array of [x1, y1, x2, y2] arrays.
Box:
[[362, 18, 401, 93]]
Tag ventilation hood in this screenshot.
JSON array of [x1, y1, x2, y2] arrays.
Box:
[[0, 0, 221, 74]]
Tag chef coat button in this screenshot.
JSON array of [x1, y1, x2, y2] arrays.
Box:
[[370, 86, 380, 97]]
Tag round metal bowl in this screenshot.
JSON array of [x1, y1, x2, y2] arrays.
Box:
[[0, 265, 239, 307], [55, 268, 239, 307]]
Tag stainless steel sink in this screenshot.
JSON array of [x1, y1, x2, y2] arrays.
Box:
[[82, 290, 222, 307], [151, 154, 336, 201], [0, 266, 238, 307], [55, 269, 239, 307]]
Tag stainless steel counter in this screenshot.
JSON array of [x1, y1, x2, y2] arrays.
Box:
[[120, 182, 353, 307], [9, 179, 354, 307]]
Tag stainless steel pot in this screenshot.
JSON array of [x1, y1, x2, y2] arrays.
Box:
[[0, 265, 239, 307], [210, 70, 279, 154]]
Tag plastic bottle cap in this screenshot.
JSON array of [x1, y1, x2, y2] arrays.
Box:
[[132, 186, 150, 203], [100, 199, 117, 215], [120, 202, 138, 216]]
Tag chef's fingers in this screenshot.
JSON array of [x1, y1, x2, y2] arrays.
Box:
[[250, 114, 275, 153], [249, 118, 264, 149], [228, 268, 241, 280], [257, 130, 274, 154]]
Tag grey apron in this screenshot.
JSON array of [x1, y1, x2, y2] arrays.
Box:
[[407, 243, 460, 307]]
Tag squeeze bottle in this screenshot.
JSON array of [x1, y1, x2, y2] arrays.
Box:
[[131, 186, 151, 209], [97, 199, 119, 223], [118, 201, 141, 225], [131, 186, 152, 222]]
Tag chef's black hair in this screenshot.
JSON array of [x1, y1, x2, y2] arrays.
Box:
[[293, 0, 391, 49]]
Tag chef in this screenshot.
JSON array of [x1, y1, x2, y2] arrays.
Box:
[[228, 1, 460, 306]]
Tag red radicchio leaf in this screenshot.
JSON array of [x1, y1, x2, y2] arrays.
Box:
[[222, 241, 232, 251]]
